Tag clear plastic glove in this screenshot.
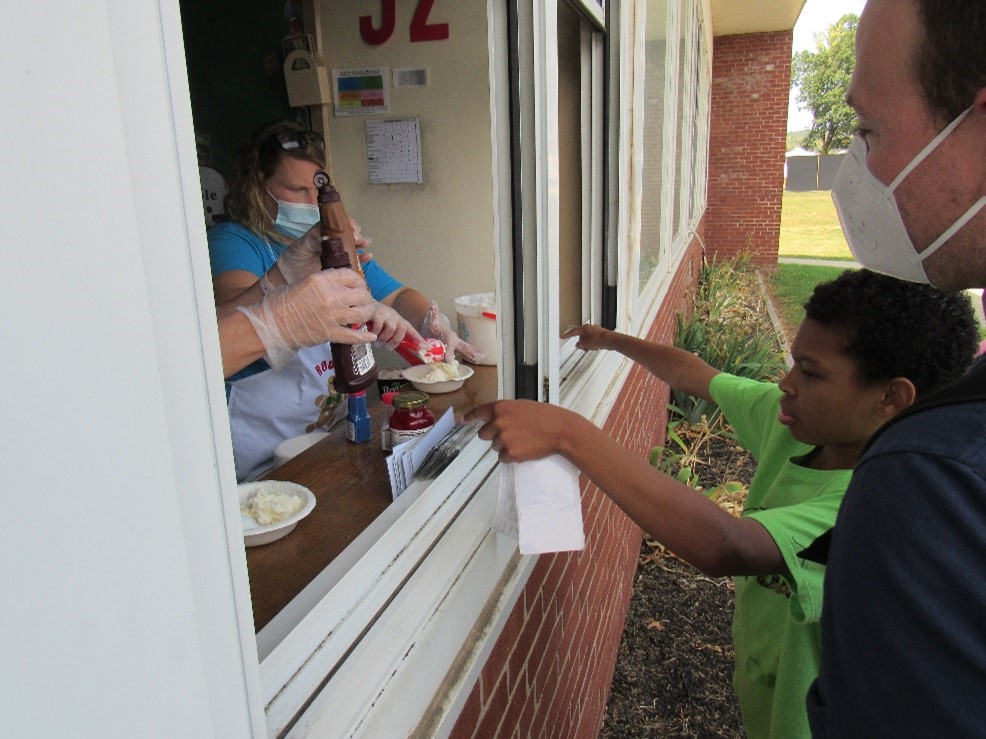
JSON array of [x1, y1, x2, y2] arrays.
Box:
[[351, 217, 372, 250], [367, 302, 425, 349], [421, 301, 486, 363], [273, 224, 323, 284], [237, 270, 376, 371]]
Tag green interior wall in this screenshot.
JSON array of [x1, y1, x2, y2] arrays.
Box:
[[179, 0, 298, 176]]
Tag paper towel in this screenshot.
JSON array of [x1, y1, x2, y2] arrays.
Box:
[[494, 455, 585, 555]]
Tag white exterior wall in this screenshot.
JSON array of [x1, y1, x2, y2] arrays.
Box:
[[1, 2, 260, 735]]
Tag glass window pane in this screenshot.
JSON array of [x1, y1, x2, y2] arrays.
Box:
[[672, 0, 688, 242], [558, 1, 584, 334], [638, 0, 669, 286]]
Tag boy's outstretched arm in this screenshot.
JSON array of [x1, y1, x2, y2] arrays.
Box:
[[465, 400, 783, 578], [564, 325, 718, 402]]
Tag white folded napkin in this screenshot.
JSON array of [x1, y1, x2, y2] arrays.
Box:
[[493, 455, 585, 555]]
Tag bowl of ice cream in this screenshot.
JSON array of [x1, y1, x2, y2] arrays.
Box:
[[238, 480, 316, 547], [402, 362, 474, 394]]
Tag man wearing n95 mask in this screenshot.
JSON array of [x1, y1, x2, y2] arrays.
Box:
[[824, 1, 986, 294], [832, 107, 986, 285], [804, 1, 986, 737]]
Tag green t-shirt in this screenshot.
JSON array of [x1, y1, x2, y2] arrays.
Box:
[[710, 373, 850, 739]]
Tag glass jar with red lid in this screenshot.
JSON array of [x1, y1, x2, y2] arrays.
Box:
[[389, 391, 435, 446]]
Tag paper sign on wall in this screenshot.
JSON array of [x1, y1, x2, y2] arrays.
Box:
[[366, 117, 423, 184], [332, 66, 390, 116]]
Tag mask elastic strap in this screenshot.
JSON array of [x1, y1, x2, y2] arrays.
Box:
[[889, 106, 973, 191], [264, 188, 279, 223], [919, 197, 986, 262]]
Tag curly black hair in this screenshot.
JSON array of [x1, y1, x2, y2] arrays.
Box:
[[804, 269, 979, 397]]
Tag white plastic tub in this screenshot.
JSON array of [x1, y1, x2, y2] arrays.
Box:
[[453, 292, 498, 365]]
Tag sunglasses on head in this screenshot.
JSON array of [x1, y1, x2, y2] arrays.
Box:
[[264, 128, 324, 152]]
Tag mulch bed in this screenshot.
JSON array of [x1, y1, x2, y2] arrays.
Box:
[[600, 432, 756, 738], [599, 263, 788, 737]]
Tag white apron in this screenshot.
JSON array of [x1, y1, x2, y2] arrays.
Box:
[[227, 344, 341, 481]]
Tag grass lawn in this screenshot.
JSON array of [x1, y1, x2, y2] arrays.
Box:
[[779, 191, 854, 260], [771, 190, 985, 344], [768, 263, 850, 336]]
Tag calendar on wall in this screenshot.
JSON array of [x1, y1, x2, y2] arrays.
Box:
[[365, 117, 423, 184]]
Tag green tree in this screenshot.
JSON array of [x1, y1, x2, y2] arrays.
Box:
[[790, 14, 857, 155]]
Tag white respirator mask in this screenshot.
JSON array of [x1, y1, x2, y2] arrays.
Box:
[[831, 106, 986, 284]]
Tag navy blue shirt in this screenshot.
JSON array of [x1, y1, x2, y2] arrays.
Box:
[[807, 359, 986, 737]]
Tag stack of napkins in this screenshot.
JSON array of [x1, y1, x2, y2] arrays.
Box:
[[493, 455, 585, 554]]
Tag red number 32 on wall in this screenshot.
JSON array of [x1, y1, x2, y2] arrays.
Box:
[[360, 0, 450, 45]]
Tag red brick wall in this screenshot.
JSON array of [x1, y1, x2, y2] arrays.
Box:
[[449, 238, 703, 739], [706, 31, 792, 270]]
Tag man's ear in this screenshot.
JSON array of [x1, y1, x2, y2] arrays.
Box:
[[881, 377, 918, 417]]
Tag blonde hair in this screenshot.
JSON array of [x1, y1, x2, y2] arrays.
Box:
[[224, 120, 327, 242]]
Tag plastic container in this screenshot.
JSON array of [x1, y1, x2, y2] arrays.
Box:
[[380, 391, 397, 451], [389, 391, 435, 446], [377, 369, 411, 396], [453, 293, 498, 365], [316, 171, 377, 393], [345, 391, 372, 444], [319, 234, 377, 392]]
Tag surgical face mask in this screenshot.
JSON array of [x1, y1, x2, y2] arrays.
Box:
[[831, 106, 986, 284], [267, 189, 319, 240]]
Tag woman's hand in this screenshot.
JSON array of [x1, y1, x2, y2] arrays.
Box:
[[421, 301, 486, 363], [273, 224, 322, 284], [366, 302, 424, 349], [237, 270, 376, 370]]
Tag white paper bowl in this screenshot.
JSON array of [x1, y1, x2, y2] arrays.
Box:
[[273, 430, 328, 467], [402, 364, 475, 394], [238, 481, 316, 547]]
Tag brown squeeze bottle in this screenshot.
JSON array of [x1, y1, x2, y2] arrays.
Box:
[[315, 171, 378, 393], [314, 171, 361, 273]]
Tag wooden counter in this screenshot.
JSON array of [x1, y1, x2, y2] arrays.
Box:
[[246, 365, 497, 631]]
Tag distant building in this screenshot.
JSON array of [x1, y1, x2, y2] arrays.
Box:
[[786, 149, 846, 191]]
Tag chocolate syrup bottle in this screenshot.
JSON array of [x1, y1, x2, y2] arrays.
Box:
[[314, 171, 361, 272], [315, 171, 378, 393]]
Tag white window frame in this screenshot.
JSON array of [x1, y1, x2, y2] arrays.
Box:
[[254, 0, 538, 734], [557, 4, 610, 371], [631, 0, 711, 336], [89, 0, 709, 734], [690, 15, 712, 232]]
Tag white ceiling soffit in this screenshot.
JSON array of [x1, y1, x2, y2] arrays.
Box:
[[710, 0, 806, 37]]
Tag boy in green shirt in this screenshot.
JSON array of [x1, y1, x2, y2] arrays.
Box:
[[467, 269, 978, 738]]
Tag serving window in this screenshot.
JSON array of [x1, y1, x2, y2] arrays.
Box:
[[176, 0, 710, 732]]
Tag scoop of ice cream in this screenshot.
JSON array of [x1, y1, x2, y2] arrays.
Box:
[[241, 488, 305, 526], [419, 359, 461, 382]]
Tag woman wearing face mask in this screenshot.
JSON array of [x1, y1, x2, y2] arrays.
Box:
[[208, 120, 480, 481]]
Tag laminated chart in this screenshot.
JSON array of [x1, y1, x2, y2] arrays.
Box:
[[366, 117, 423, 184], [333, 66, 389, 116]]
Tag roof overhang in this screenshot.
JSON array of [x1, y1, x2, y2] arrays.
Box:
[[710, 0, 806, 36]]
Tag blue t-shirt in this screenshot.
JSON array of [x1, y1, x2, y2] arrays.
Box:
[[208, 220, 403, 381]]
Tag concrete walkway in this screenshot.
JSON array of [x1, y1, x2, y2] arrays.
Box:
[[777, 256, 859, 268]]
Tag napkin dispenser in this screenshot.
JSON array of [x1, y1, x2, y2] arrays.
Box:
[[284, 50, 331, 107]]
